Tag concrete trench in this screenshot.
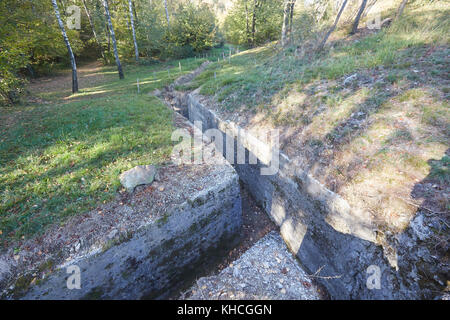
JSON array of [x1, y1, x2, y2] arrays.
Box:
[[4, 65, 443, 300], [1, 114, 243, 300], [163, 75, 442, 299]]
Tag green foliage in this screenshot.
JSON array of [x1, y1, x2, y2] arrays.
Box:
[[163, 2, 216, 58], [429, 155, 450, 184], [0, 0, 82, 105], [187, 0, 450, 113], [223, 0, 283, 47]]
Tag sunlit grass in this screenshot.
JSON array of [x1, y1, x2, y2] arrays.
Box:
[[174, 1, 449, 234], [0, 57, 206, 244], [186, 2, 449, 112]]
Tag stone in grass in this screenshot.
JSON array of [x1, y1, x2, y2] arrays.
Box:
[[119, 165, 157, 192]]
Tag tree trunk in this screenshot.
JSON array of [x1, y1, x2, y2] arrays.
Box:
[[395, 0, 408, 20], [318, 0, 348, 51], [106, 23, 111, 53], [132, 1, 139, 25], [51, 0, 78, 93], [281, 0, 290, 47], [128, 0, 139, 62], [289, 0, 295, 34], [245, 0, 251, 47], [251, 0, 260, 47], [82, 0, 106, 62], [164, 0, 170, 28], [103, 0, 124, 79], [350, 0, 367, 35]]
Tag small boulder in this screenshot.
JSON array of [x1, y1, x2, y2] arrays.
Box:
[[150, 89, 162, 97], [343, 73, 358, 86], [119, 165, 157, 192], [380, 18, 392, 29]]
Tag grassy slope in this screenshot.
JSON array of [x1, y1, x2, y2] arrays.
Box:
[[0, 57, 213, 245], [180, 1, 449, 234]]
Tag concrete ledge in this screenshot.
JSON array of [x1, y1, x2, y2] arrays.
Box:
[[1, 116, 242, 300], [185, 90, 427, 299]]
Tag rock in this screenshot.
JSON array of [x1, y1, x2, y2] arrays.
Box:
[[380, 18, 392, 29], [0, 258, 11, 283], [119, 165, 157, 192], [151, 89, 162, 97], [410, 214, 431, 241], [343, 73, 358, 86], [184, 232, 321, 300], [107, 229, 118, 240]]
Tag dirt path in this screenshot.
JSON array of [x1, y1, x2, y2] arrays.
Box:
[[27, 61, 108, 101]]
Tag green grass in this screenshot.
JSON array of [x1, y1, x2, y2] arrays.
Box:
[[170, 1, 450, 233], [182, 2, 449, 112], [0, 57, 205, 244], [429, 155, 450, 184]]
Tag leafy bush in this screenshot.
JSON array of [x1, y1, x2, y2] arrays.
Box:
[[162, 2, 216, 58], [223, 0, 283, 47]]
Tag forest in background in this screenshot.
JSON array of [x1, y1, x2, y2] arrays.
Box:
[[0, 0, 413, 105]]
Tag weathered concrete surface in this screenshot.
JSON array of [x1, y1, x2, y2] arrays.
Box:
[[23, 169, 241, 299], [183, 89, 447, 299], [184, 231, 322, 300], [1, 115, 242, 300]]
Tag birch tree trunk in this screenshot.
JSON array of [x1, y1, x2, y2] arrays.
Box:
[[281, 0, 290, 47], [318, 0, 348, 51], [164, 0, 170, 28], [289, 0, 295, 34], [245, 0, 251, 47], [132, 1, 139, 25], [395, 0, 408, 20], [51, 0, 78, 93], [350, 0, 367, 35], [251, 0, 260, 47], [82, 0, 106, 62], [103, 0, 124, 79], [128, 0, 139, 62]]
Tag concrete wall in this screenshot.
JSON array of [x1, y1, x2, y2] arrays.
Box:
[[186, 91, 441, 299], [21, 166, 242, 300]]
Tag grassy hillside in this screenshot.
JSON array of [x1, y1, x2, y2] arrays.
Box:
[[0, 57, 210, 245], [179, 0, 449, 237]]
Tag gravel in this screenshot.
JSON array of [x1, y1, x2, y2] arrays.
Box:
[[183, 231, 322, 300]]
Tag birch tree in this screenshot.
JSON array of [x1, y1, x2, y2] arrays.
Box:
[[289, 0, 295, 34], [318, 0, 348, 51], [128, 0, 139, 62], [281, 0, 296, 46], [281, 0, 290, 46], [51, 0, 78, 93], [164, 0, 170, 27], [350, 0, 367, 35], [395, 0, 408, 20], [102, 0, 124, 79]]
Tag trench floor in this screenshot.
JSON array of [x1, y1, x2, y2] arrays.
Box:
[[172, 182, 328, 300]]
